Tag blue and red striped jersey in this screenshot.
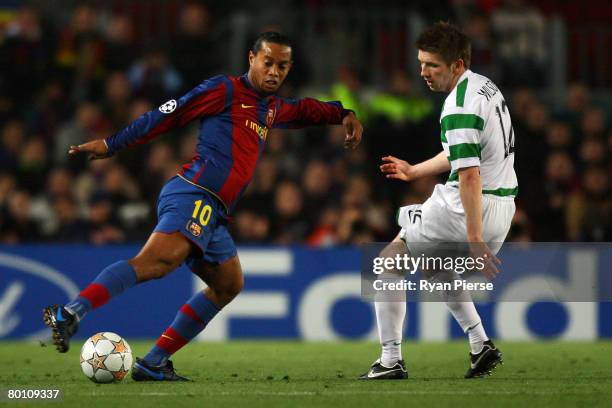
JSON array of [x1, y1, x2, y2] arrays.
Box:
[[105, 74, 350, 213]]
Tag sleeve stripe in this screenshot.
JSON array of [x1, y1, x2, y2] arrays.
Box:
[[456, 78, 468, 107], [448, 143, 481, 161], [441, 113, 484, 132], [450, 157, 481, 171], [444, 128, 480, 145]]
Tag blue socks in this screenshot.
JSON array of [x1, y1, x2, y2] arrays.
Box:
[[65, 260, 138, 320], [143, 292, 220, 366]]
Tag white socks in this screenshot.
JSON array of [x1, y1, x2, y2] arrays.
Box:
[[375, 299, 405, 367], [373, 239, 490, 365], [376, 297, 488, 363], [445, 298, 489, 354], [466, 321, 488, 354]]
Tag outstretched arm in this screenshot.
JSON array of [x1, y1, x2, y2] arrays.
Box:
[[274, 98, 362, 148], [380, 150, 449, 182], [68, 139, 110, 160], [70, 76, 228, 160]]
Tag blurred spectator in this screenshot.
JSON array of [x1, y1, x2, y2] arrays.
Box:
[[101, 164, 141, 207], [17, 136, 49, 195], [399, 176, 438, 206], [103, 14, 136, 72], [0, 2, 608, 246], [48, 194, 89, 242], [29, 80, 69, 141], [307, 206, 340, 246], [233, 210, 270, 243], [515, 99, 549, 209], [30, 168, 74, 234], [302, 160, 334, 224], [172, 3, 219, 89], [53, 102, 106, 166], [566, 166, 611, 241], [141, 143, 179, 204], [462, 12, 500, 81], [55, 5, 107, 100], [128, 44, 182, 102], [86, 192, 125, 245], [580, 107, 607, 139], [579, 137, 608, 169], [506, 207, 532, 242], [240, 154, 278, 218], [0, 120, 25, 171], [491, 0, 546, 87], [102, 71, 132, 129], [0, 173, 16, 209], [545, 121, 573, 151], [0, 190, 41, 243], [320, 66, 368, 124], [368, 69, 434, 125], [367, 70, 437, 172], [73, 157, 116, 207], [271, 181, 309, 244], [0, 6, 51, 115], [536, 151, 578, 240], [557, 83, 591, 127]]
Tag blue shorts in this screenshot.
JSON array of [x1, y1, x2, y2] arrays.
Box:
[[154, 175, 237, 268]]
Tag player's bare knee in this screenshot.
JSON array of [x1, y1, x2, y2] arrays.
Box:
[[210, 277, 243, 306], [130, 255, 180, 281], [220, 277, 244, 302]]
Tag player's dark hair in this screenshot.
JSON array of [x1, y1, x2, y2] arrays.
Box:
[[252, 31, 292, 54], [416, 22, 471, 68]]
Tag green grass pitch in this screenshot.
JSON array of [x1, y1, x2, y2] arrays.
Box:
[[1, 341, 611, 407]]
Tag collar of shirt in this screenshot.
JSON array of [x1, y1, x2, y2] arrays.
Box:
[[240, 73, 275, 101]]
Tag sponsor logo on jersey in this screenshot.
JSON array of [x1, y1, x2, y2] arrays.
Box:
[[245, 119, 269, 141], [159, 99, 177, 114], [241, 103, 255, 109]]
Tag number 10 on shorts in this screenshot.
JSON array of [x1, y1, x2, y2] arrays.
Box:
[[192, 200, 212, 226]]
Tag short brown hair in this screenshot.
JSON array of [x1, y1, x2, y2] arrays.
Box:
[[416, 22, 471, 68]]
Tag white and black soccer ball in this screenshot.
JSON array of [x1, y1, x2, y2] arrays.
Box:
[[80, 332, 133, 383]]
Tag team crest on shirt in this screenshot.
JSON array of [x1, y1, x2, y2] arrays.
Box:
[[186, 220, 202, 237], [266, 108, 277, 127], [159, 99, 177, 114]]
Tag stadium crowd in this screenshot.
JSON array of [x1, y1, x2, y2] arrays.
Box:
[[0, 2, 609, 245]]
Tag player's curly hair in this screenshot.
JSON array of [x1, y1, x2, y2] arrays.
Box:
[[252, 31, 292, 54], [416, 22, 471, 68]]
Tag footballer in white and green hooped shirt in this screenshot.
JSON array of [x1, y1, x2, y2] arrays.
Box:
[[361, 22, 517, 380]]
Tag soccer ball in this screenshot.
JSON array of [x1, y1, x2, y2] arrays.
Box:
[[80, 332, 133, 383]]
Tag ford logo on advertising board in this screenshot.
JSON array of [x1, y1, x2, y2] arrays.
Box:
[[0, 253, 79, 339]]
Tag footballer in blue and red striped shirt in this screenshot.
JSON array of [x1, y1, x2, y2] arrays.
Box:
[[43, 32, 362, 381]]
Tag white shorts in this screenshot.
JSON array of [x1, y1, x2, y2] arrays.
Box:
[[398, 184, 515, 255]]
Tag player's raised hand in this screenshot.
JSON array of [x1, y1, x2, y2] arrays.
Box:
[[68, 139, 110, 160], [342, 112, 363, 149], [380, 156, 416, 181]]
